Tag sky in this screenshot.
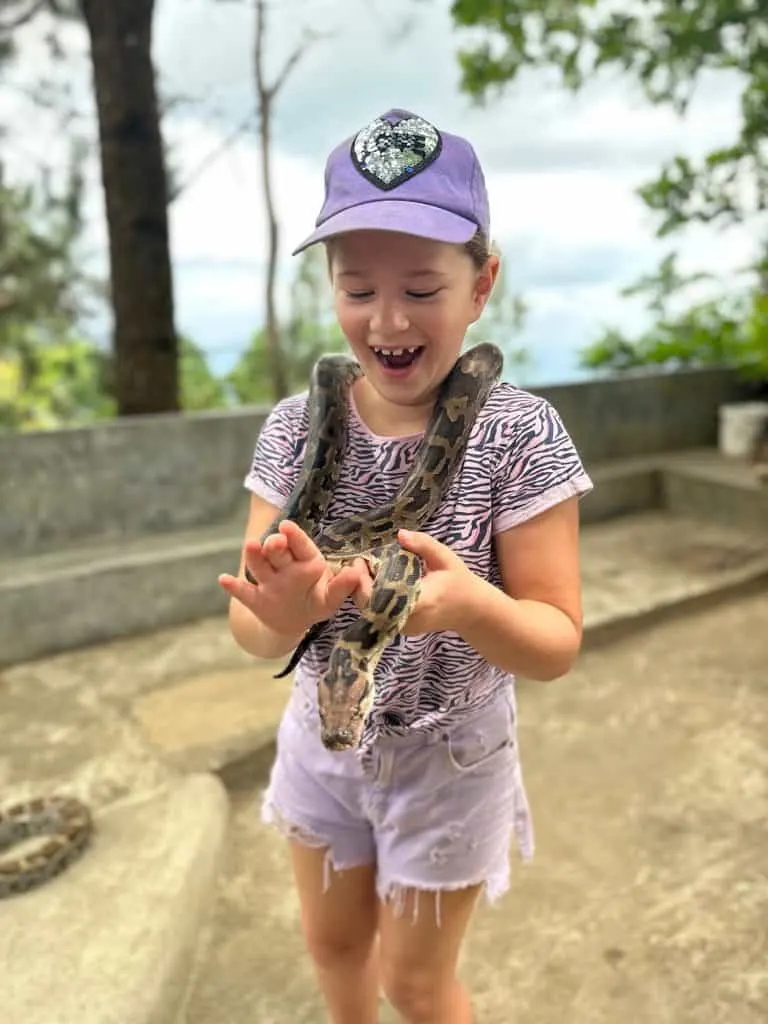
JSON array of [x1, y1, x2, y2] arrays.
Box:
[[2, 0, 762, 384]]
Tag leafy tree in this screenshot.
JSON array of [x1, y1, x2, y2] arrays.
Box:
[[0, 143, 90, 346], [178, 333, 228, 411], [0, 128, 112, 430], [78, 0, 178, 416], [580, 252, 768, 387], [0, 333, 114, 430], [450, 0, 768, 237], [229, 246, 345, 404], [1, 0, 180, 417], [449, 0, 768, 382]]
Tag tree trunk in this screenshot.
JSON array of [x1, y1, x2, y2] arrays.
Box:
[[253, 0, 288, 402], [257, 91, 288, 401], [79, 0, 178, 415]]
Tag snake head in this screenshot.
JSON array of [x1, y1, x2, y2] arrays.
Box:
[[317, 649, 371, 752]]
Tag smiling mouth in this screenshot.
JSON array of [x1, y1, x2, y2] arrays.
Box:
[[371, 346, 424, 370]]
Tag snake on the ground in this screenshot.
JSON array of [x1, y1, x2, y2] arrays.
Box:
[[0, 794, 93, 899]]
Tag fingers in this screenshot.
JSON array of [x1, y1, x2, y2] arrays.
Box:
[[397, 529, 454, 570], [326, 562, 370, 612], [259, 532, 294, 571], [247, 530, 298, 576], [243, 542, 277, 583], [218, 572, 259, 609], [279, 520, 323, 563]]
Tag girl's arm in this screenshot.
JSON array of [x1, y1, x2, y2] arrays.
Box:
[[454, 496, 583, 681], [397, 496, 584, 682]]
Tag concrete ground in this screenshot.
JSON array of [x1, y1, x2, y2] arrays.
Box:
[[182, 589, 768, 1024], [1, 510, 767, 1023]]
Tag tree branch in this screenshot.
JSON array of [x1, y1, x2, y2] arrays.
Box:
[[254, 0, 330, 105], [168, 114, 255, 204], [0, 0, 47, 33]]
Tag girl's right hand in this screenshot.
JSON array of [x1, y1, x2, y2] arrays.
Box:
[[218, 520, 368, 637]]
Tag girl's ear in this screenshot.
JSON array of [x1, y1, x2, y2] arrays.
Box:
[[472, 254, 501, 315]]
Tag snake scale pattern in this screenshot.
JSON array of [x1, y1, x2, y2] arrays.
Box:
[[247, 341, 504, 751], [0, 795, 93, 899]]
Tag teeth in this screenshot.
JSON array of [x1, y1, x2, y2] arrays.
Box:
[[373, 346, 420, 354]]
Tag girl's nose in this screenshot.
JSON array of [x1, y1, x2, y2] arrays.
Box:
[[370, 301, 410, 334]]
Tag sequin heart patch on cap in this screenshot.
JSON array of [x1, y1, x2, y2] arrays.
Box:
[[351, 115, 442, 191]]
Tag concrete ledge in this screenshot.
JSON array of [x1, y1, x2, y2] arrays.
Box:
[[2, 448, 765, 670], [660, 462, 768, 536], [0, 465, 665, 668], [582, 555, 768, 651], [1, 773, 229, 1024], [0, 524, 242, 669], [582, 458, 661, 523], [131, 666, 291, 792]]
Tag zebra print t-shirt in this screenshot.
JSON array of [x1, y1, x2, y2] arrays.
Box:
[[244, 380, 593, 745]]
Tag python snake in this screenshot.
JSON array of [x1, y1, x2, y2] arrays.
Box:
[[247, 341, 504, 751], [0, 795, 93, 899]]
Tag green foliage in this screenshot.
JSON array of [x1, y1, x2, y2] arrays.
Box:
[[450, 0, 768, 235], [0, 131, 115, 430], [579, 252, 768, 381], [228, 247, 346, 403], [178, 333, 228, 410], [0, 142, 91, 352], [0, 335, 114, 431], [0, 330, 228, 431]]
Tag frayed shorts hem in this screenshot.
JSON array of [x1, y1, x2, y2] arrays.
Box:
[[261, 791, 524, 926]]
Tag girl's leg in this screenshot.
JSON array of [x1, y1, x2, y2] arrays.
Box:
[[370, 689, 529, 1023], [378, 884, 481, 1024], [290, 841, 380, 1024]]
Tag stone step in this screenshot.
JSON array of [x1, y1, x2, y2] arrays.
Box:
[[2, 774, 229, 1024], [0, 521, 243, 669], [2, 448, 764, 669], [657, 449, 768, 536], [583, 455, 661, 522], [0, 460, 660, 669]]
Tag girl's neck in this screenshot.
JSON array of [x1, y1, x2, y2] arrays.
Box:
[[351, 377, 433, 439]]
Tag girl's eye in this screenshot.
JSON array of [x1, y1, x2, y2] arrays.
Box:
[[407, 289, 441, 299], [346, 290, 373, 300]]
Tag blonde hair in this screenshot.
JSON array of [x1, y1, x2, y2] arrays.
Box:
[[464, 229, 493, 269]]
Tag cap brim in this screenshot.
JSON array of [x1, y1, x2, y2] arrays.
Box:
[[291, 200, 478, 255]]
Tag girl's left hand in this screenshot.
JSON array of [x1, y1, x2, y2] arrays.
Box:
[[351, 529, 475, 636]]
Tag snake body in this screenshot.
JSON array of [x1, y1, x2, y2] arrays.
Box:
[[0, 795, 93, 899], [251, 342, 504, 751]]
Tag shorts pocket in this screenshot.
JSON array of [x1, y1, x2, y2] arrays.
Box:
[[444, 693, 515, 773]]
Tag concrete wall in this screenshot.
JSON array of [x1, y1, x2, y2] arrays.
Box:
[[539, 367, 742, 463], [1, 366, 743, 560], [1, 406, 270, 558]]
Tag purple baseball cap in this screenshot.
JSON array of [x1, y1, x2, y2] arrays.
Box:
[[292, 108, 490, 254]]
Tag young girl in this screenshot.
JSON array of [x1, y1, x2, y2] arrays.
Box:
[[218, 109, 593, 1024]]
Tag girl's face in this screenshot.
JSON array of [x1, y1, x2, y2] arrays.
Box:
[[329, 230, 498, 427]]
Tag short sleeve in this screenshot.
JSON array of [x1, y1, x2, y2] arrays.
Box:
[[492, 395, 593, 533], [243, 395, 307, 507]]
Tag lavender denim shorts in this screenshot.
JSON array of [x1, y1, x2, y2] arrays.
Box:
[[261, 684, 534, 918]]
